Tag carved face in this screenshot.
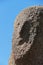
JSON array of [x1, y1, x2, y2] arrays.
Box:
[[12, 7, 43, 65]]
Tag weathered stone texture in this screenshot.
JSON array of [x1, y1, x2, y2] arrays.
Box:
[[9, 6, 43, 65]]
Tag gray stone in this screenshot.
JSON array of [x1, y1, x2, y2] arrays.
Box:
[[9, 6, 43, 65]]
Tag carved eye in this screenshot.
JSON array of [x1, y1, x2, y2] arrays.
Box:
[[18, 21, 31, 45], [20, 21, 31, 38]]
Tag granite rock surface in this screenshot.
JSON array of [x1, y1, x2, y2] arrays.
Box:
[[9, 6, 43, 65]]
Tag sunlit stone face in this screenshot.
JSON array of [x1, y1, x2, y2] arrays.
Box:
[[12, 6, 43, 65]]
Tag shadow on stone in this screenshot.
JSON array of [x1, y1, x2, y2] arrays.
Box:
[[19, 21, 31, 45]]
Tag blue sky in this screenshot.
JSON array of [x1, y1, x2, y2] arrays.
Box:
[[0, 0, 43, 65]]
